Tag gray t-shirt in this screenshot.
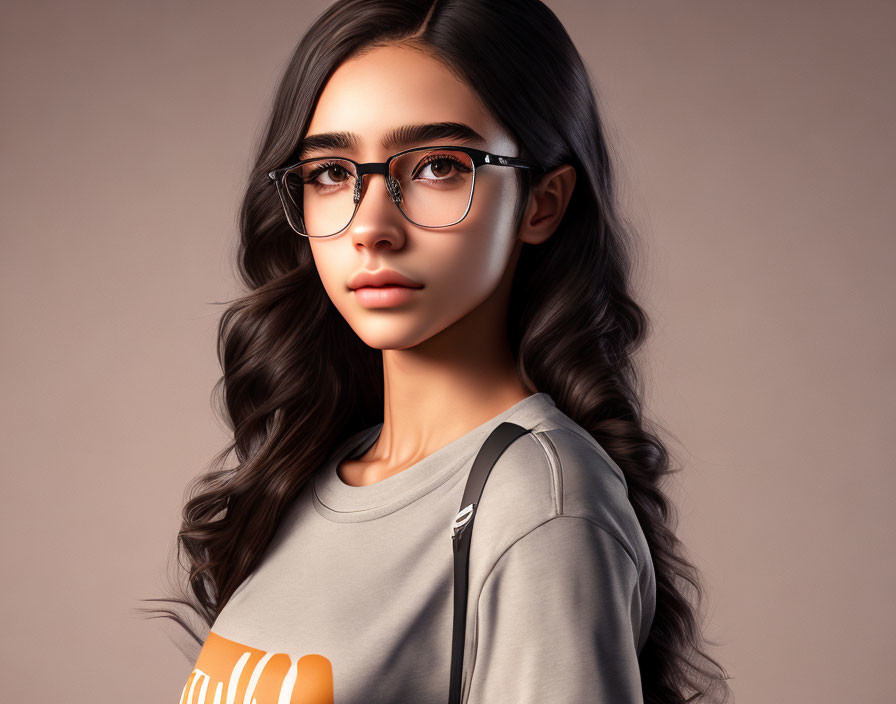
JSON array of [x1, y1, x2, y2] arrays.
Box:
[[180, 392, 656, 704]]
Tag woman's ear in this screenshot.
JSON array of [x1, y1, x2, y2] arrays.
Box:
[[517, 164, 577, 245]]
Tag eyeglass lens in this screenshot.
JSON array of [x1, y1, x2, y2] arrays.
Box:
[[278, 148, 475, 237]]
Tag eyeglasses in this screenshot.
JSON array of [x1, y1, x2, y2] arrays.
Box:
[[267, 145, 540, 238]]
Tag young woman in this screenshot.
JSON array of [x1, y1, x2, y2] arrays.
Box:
[[145, 1, 732, 702]]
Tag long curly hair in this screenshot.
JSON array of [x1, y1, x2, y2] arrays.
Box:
[[140, 1, 733, 701]]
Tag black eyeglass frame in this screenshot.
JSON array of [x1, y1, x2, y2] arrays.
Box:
[[266, 145, 542, 238]]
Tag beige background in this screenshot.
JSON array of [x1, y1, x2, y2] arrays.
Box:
[[1, 0, 893, 701]]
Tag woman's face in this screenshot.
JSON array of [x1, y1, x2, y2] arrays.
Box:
[[303, 43, 529, 351]]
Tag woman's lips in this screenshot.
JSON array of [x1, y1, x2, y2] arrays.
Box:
[[352, 284, 422, 308]]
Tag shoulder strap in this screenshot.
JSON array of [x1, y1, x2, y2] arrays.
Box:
[[448, 421, 530, 704]]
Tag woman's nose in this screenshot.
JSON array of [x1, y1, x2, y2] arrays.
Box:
[[348, 172, 407, 245]]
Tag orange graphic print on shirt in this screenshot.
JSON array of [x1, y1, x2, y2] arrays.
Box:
[[180, 630, 334, 704]]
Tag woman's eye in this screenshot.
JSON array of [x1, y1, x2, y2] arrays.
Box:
[[309, 163, 350, 186], [415, 156, 465, 180]]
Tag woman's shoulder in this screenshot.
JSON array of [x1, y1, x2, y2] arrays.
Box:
[[468, 407, 651, 581]]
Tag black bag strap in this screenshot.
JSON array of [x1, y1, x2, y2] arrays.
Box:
[[448, 421, 530, 704]]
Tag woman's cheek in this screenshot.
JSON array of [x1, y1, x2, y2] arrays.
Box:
[[309, 244, 353, 308]]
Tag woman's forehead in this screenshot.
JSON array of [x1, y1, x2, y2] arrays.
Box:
[[305, 44, 513, 156]]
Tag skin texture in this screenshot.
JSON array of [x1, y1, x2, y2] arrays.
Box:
[[305, 43, 576, 486]]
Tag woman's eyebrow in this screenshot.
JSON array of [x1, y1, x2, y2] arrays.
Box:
[[298, 121, 486, 158]]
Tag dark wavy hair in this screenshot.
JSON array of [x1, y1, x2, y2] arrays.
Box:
[[139, 1, 733, 701]]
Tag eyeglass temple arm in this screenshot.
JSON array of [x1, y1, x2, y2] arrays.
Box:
[[481, 153, 538, 170]]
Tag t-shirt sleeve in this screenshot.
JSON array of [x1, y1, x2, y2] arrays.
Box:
[[465, 515, 647, 704]]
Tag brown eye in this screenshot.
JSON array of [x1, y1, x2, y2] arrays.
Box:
[[413, 154, 470, 181], [428, 158, 454, 177], [308, 163, 350, 185]]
